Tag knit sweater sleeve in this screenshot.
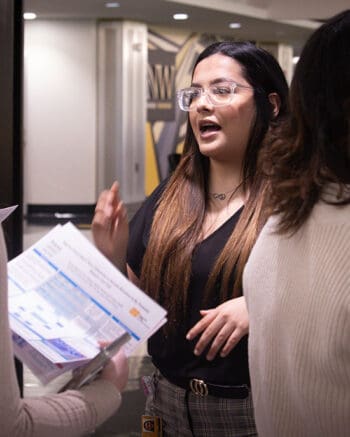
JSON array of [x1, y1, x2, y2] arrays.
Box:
[[0, 226, 121, 437]]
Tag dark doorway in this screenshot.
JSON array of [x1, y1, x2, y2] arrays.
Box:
[[0, 0, 24, 394]]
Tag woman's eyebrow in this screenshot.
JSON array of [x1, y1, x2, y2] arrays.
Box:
[[191, 77, 237, 87]]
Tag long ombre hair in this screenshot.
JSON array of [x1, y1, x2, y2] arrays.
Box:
[[141, 41, 289, 326], [260, 10, 350, 235]]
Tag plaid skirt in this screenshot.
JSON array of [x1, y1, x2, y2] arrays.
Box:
[[144, 370, 258, 437]]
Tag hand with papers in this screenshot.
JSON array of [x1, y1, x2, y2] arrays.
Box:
[[92, 181, 129, 273], [8, 222, 167, 385], [1, 211, 132, 436], [100, 347, 129, 392], [60, 332, 130, 392]]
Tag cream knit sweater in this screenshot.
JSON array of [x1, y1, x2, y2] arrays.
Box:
[[0, 226, 122, 437], [244, 197, 350, 437]]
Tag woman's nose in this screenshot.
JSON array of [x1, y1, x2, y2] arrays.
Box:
[[196, 90, 213, 111]]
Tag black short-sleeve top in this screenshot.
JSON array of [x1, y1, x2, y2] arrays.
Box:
[[127, 179, 250, 386]]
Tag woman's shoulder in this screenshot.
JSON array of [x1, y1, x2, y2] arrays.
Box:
[[147, 177, 169, 204], [129, 177, 169, 236], [312, 184, 350, 227], [134, 178, 168, 217]]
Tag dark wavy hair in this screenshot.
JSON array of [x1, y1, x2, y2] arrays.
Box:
[[141, 41, 289, 325], [261, 10, 350, 234]]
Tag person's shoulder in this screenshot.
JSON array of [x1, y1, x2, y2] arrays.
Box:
[[138, 178, 169, 214], [148, 177, 169, 202], [258, 215, 280, 240], [245, 215, 280, 267], [311, 199, 350, 228], [130, 177, 169, 226], [306, 197, 350, 253]]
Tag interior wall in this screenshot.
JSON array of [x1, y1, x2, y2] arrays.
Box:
[[23, 20, 97, 206]]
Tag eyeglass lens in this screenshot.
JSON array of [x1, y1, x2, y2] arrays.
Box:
[[178, 83, 236, 111]]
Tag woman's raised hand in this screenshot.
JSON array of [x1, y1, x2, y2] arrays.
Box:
[[92, 181, 129, 273]]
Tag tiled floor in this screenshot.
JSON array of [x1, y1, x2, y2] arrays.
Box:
[[22, 222, 152, 436]]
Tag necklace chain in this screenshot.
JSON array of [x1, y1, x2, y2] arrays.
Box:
[[211, 192, 230, 200], [209, 185, 241, 201]]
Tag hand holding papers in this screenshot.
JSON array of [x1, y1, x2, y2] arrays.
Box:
[[59, 331, 131, 391], [8, 222, 167, 385]]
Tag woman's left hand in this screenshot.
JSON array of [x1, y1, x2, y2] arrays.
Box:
[[186, 296, 249, 361]]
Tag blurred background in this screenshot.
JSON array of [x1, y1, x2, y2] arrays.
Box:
[[1, 0, 349, 435]]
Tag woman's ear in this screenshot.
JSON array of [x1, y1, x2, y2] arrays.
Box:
[[268, 92, 281, 118]]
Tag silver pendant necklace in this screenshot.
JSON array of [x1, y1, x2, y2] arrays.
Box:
[[212, 192, 229, 200], [210, 185, 241, 201]]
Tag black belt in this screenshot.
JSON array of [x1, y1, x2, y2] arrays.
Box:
[[166, 375, 249, 399]]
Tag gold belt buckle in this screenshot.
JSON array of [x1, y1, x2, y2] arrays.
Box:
[[189, 378, 209, 396]]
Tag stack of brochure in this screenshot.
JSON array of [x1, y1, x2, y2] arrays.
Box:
[[8, 222, 167, 385]]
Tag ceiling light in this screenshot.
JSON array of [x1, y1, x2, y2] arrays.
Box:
[[293, 56, 300, 64], [23, 12, 37, 20], [105, 2, 120, 7], [173, 13, 188, 21], [229, 22, 241, 29]]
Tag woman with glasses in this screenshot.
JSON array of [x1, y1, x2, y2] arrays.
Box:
[[243, 10, 350, 436], [92, 40, 288, 436]]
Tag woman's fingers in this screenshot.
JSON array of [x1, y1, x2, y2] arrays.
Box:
[[186, 297, 249, 360]]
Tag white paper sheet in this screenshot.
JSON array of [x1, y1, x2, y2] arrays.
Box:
[[0, 205, 18, 223], [8, 222, 167, 384]]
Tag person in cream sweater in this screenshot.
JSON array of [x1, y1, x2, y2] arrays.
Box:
[[243, 9, 350, 437]]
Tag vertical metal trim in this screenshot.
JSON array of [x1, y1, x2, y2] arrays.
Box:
[[97, 21, 147, 202]]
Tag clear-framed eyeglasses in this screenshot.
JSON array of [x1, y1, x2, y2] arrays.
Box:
[[176, 81, 253, 112]]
